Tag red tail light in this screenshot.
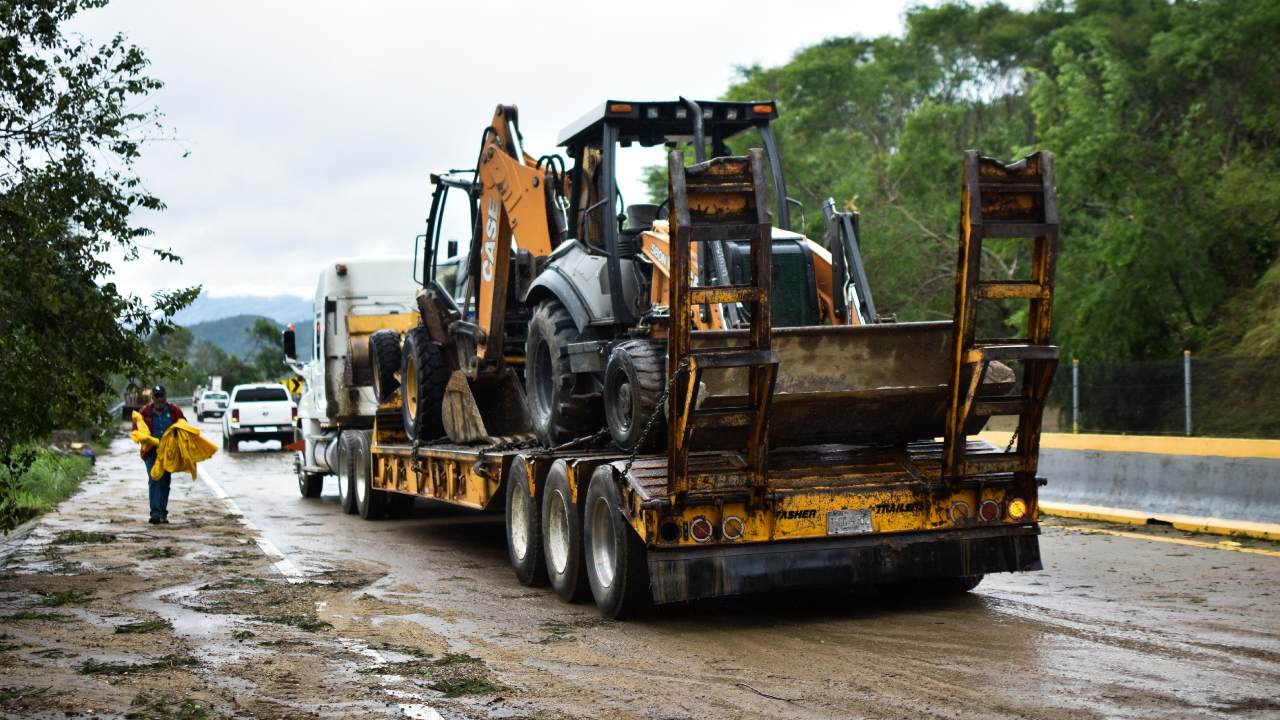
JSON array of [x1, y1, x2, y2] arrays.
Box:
[[231, 408, 239, 422], [978, 500, 1001, 522], [291, 406, 298, 421], [689, 517, 714, 543]]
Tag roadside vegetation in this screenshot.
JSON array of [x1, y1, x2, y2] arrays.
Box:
[[0, 449, 94, 532]]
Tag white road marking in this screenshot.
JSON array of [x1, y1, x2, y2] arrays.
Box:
[[198, 467, 306, 583]]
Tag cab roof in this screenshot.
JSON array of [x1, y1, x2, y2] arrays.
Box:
[[557, 99, 778, 150]]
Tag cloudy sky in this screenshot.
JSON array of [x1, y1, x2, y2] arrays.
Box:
[[73, 1, 967, 302]]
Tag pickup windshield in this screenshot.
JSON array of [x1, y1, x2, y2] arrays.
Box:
[[234, 388, 289, 403]]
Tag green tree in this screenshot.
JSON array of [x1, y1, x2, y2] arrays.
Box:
[[247, 318, 286, 382], [0, 0, 196, 528]]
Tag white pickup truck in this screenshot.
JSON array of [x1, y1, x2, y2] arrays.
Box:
[[220, 383, 296, 452]]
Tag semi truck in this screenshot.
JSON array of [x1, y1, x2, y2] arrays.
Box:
[[287, 100, 1059, 618], [284, 257, 420, 502]]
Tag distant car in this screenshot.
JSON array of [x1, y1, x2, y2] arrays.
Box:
[[195, 390, 229, 420], [220, 383, 296, 452]]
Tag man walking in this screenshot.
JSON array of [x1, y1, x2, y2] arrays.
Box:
[[135, 385, 185, 524]]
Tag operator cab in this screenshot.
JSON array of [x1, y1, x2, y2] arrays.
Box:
[[556, 99, 819, 328]]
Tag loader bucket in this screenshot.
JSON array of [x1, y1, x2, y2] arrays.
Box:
[[691, 321, 1012, 448]]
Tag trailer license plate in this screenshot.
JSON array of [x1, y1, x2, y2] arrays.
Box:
[[827, 509, 873, 536]]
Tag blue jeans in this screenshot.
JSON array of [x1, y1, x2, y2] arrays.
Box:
[[144, 452, 171, 520]]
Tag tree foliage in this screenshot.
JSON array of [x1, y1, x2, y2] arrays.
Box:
[[704, 0, 1279, 361], [0, 0, 196, 474]]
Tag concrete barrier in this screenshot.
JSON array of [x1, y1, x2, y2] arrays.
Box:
[[979, 432, 1280, 540]]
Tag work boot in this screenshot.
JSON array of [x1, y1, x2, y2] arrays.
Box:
[[148, 517, 161, 525], [159, 517, 171, 525]]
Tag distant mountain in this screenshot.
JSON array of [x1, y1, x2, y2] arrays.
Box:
[[174, 292, 311, 326], [187, 314, 312, 360]]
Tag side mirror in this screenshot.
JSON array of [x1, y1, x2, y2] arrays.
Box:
[[446, 239, 458, 258], [282, 327, 297, 360], [786, 197, 806, 232]]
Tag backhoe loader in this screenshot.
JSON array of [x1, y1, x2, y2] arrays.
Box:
[[321, 98, 1058, 618]]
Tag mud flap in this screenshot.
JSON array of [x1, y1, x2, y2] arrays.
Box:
[[645, 525, 1041, 605]]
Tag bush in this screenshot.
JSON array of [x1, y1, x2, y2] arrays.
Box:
[[0, 447, 93, 533]]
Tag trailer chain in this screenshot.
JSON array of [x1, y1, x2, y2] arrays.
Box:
[[620, 360, 689, 478], [1004, 426, 1020, 453], [529, 428, 610, 459]]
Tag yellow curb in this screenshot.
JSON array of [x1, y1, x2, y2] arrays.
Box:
[[1063, 526, 1280, 558], [1039, 501, 1280, 542], [978, 431, 1280, 459]]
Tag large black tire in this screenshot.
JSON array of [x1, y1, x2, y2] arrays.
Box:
[[296, 452, 322, 498], [583, 466, 650, 619], [603, 340, 666, 452], [369, 329, 403, 403], [400, 326, 449, 442], [505, 458, 547, 587], [541, 460, 588, 602], [525, 299, 600, 447], [336, 432, 358, 515], [352, 430, 387, 520]]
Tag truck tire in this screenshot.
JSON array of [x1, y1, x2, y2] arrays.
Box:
[[525, 299, 600, 447], [296, 452, 323, 499], [505, 459, 547, 587], [400, 326, 448, 442], [603, 340, 666, 452], [583, 466, 650, 619], [541, 460, 588, 602], [369, 329, 402, 403], [336, 432, 357, 515], [352, 430, 387, 520]]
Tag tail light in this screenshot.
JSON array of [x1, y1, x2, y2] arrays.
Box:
[[1006, 497, 1028, 521], [978, 500, 1001, 522], [721, 516, 744, 541], [231, 408, 239, 423], [291, 406, 298, 421], [689, 517, 714, 543], [949, 501, 971, 522]]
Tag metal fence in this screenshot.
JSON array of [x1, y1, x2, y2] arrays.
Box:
[[1041, 354, 1280, 439]]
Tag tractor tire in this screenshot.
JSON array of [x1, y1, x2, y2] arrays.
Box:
[[603, 340, 666, 452], [541, 460, 589, 603], [505, 458, 547, 587], [399, 326, 448, 442], [583, 465, 650, 619], [296, 452, 322, 499], [369, 329, 402, 403], [525, 299, 600, 447], [352, 430, 386, 520], [336, 432, 358, 515]]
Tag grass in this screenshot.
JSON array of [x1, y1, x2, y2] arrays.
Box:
[[0, 448, 92, 533], [79, 654, 198, 676], [126, 693, 211, 720], [250, 614, 331, 632], [429, 678, 502, 697], [1, 610, 71, 622], [137, 546, 177, 560], [115, 619, 172, 634], [230, 629, 254, 641], [51, 529, 116, 545], [0, 685, 49, 704], [36, 589, 95, 607]]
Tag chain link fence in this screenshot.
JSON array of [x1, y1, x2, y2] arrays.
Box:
[[1040, 355, 1280, 439]]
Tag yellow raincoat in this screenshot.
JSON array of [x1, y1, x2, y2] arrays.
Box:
[[130, 411, 218, 480]]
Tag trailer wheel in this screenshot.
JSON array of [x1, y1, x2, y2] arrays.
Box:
[[369, 329, 403, 403], [400, 326, 448, 441], [353, 430, 386, 520], [541, 460, 588, 602], [604, 340, 666, 452], [505, 459, 547, 587], [583, 466, 650, 619], [296, 452, 322, 499], [525, 299, 600, 447], [336, 432, 357, 515]]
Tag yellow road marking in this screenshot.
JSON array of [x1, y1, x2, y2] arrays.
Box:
[[1039, 501, 1280, 542], [978, 431, 1280, 459], [1064, 525, 1280, 558]]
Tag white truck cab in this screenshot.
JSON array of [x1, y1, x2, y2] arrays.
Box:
[[286, 257, 419, 497]]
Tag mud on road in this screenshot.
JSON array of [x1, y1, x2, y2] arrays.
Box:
[[2, 428, 1278, 719]]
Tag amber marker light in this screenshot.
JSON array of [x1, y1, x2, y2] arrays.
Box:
[[1007, 498, 1028, 521], [752, 104, 773, 114], [608, 103, 633, 113]]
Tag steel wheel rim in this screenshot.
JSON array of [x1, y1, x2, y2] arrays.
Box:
[[590, 496, 616, 588], [404, 354, 418, 421], [510, 487, 529, 560], [354, 452, 367, 504], [547, 488, 570, 574]]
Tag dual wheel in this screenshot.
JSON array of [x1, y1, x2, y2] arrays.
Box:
[[326, 430, 414, 519], [505, 458, 649, 618]]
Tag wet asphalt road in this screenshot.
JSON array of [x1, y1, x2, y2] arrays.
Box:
[[196, 418, 1280, 719]]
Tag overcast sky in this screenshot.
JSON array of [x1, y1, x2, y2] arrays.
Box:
[[73, 1, 978, 301]]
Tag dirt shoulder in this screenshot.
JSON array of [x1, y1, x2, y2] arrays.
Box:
[[0, 436, 521, 720]]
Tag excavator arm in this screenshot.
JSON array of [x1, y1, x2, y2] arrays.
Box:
[[469, 105, 566, 369]]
